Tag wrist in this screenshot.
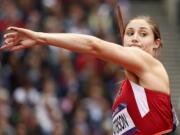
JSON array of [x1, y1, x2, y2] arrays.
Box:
[[37, 32, 47, 45]]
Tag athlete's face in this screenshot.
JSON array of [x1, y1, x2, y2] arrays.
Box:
[[123, 19, 160, 55]]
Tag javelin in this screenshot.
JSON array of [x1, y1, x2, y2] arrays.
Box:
[[113, 0, 125, 45]]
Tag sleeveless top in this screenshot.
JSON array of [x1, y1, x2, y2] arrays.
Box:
[[112, 79, 174, 135]]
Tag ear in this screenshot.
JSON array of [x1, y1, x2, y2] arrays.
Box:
[[154, 38, 161, 49]]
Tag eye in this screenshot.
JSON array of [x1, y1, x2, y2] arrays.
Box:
[[126, 31, 134, 36], [139, 32, 147, 37]]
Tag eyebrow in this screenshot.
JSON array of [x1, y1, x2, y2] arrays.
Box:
[[126, 27, 149, 30]]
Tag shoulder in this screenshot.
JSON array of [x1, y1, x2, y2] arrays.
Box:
[[123, 47, 163, 75], [124, 48, 170, 94], [139, 60, 170, 94]]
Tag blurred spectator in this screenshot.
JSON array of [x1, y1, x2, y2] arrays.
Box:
[[16, 122, 27, 135], [35, 78, 63, 134], [0, 0, 24, 32], [71, 103, 90, 135], [1, 52, 24, 94], [66, 4, 92, 35], [52, 118, 66, 135], [0, 87, 15, 135], [0, 0, 132, 134], [15, 104, 43, 135], [88, 1, 114, 38], [25, 10, 42, 31], [83, 82, 106, 134], [13, 75, 40, 107]]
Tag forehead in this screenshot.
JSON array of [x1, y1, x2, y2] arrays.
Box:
[[126, 19, 152, 31]]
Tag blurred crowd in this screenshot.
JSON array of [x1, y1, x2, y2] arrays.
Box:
[[0, 0, 130, 134]]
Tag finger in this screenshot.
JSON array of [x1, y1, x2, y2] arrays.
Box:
[[4, 38, 15, 44], [0, 43, 15, 50], [0, 45, 6, 51], [4, 32, 18, 39], [7, 26, 22, 32], [9, 44, 32, 51], [7, 26, 34, 36]]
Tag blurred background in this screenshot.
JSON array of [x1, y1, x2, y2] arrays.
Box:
[[0, 0, 179, 134]]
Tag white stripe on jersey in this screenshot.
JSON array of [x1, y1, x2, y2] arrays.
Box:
[[130, 81, 150, 117]]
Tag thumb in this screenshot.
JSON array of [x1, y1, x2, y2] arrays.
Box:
[[7, 26, 25, 32], [7, 27, 35, 37]]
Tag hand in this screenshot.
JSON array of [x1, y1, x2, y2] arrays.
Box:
[[0, 27, 40, 51]]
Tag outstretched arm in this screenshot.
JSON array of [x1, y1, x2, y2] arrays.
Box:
[[1, 27, 154, 76]]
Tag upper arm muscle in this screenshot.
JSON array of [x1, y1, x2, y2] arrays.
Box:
[[91, 39, 152, 75]]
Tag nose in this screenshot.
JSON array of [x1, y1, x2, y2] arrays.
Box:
[[132, 39, 138, 43], [131, 33, 139, 43]]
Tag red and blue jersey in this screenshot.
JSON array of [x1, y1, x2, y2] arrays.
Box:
[[112, 79, 174, 135]]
